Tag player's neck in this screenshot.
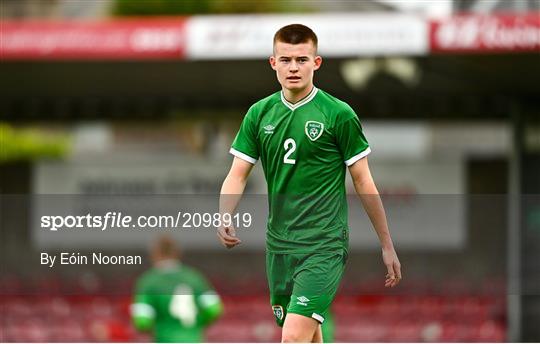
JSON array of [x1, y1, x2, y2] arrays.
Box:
[[155, 259, 180, 269], [282, 84, 314, 104]]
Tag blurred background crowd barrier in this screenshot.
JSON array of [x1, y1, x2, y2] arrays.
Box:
[[1, 0, 539, 342]]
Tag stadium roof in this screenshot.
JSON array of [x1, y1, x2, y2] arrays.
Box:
[[2, 53, 538, 121]]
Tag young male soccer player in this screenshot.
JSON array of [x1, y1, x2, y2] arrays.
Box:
[[131, 236, 223, 342], [218, 24, 401, 342]]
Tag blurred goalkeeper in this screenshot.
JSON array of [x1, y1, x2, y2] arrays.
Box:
[[131, 236, 223, 342]]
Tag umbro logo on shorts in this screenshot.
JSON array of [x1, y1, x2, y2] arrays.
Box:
[[296, 296, 310, 306], [272, 305, 284, 320]]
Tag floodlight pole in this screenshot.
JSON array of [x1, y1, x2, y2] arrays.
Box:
[[507, 104, 522, 342]]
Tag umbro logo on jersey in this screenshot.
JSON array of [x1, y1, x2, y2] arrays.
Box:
[[263, 124, 275, 134], [272, 305, 284, 320], [296, 296, 310, 306], [305, 121, 324, 141]]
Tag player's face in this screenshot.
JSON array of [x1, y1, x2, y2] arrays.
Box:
[[269, 40, 322, 94]]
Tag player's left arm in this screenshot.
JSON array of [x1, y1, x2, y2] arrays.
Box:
[[195, 273, 224, 326], [197, 291, 224, 326], [348, 157, 402, 287]]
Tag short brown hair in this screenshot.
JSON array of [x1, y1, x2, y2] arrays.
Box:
[[273, 24, 318, 50], [152, 235, 179, 260]]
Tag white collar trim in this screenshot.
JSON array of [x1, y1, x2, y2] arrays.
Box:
[[281, 87, 318, 111]]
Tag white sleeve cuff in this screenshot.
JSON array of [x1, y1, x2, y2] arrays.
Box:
[[130, 303, 156, 318], [199, 292, 221, 308], [344, 147, 371, 166], [230, 148, 257, 164]]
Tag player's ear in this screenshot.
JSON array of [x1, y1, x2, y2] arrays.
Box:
[[313, 55, 322, 71], [269, 56, 277, 70]]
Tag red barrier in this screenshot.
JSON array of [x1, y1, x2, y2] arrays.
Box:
[[1, 18, 187, 60], [2, 13, 538, 60], [430, 12, 540, 53]]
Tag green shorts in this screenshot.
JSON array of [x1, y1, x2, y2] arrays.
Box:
[[266, 250, 347, 327]]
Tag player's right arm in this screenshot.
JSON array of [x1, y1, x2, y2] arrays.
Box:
[[218, 157, 254, 248], [131, 300, 155, 332], [220, 103, 259, 248], [130, 277, 156, 332]]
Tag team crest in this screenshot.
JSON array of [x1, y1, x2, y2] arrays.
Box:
[[305, 121, 324, 141], [272, 305, 284, 320]]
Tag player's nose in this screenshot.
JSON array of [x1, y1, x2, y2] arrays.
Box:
[[289, 60, 299, 71]]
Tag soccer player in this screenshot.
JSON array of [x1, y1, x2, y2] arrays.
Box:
[[218, 24, 401, 342], [131, 236, 223, 342]]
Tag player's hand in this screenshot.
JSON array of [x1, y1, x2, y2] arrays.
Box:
[[382, 247, 402, 288], [217, 225, 241, 249]]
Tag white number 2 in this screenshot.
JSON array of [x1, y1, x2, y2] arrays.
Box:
[[169, 285, 197, 327], [283, 138, 296, 165]]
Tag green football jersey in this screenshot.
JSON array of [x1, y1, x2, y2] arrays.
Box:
[[131, 261, 222, 343], [231, 87, 370, 253]]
